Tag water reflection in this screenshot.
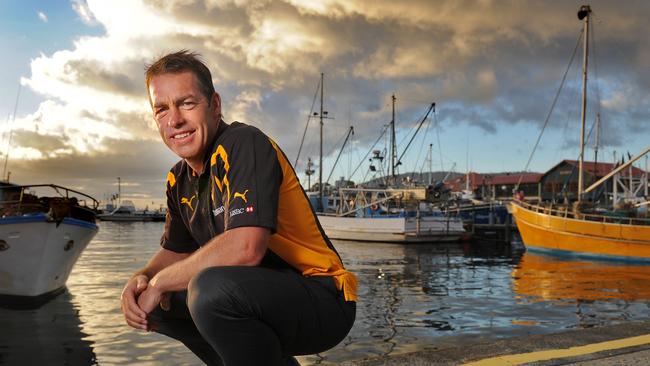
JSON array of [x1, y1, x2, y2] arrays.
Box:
[[67, 222, 201, 366], [305, 241, 526, 364], [0, 290, 96, 365], [4, 223, 650, 365], [513, 252, 650, 302], [511, 252, 650, 329]]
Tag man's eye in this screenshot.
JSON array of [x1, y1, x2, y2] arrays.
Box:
[[155, 108, 168, 119], [180, 101, 197, 110]]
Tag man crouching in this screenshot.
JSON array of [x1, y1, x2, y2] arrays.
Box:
[[120, 50, 357, 366]]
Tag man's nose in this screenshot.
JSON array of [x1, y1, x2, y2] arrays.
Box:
[[168, 106, 184, 128]]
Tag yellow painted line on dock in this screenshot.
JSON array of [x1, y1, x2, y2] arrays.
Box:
[[463, 333, 650, 366]]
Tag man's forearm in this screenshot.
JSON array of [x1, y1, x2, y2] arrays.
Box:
[[135, 248, 191, 279], [149, 227, 268, 293]]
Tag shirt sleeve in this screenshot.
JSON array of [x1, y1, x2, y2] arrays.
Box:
[[214, 128, 283, 232], [160, 171, 200, 253]]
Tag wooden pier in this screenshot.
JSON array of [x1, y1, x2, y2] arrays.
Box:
[[447, 202, 519, 244], [465, 221, 518, 244]]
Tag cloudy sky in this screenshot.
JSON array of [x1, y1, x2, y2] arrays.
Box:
[[1, 0, 649, 208]]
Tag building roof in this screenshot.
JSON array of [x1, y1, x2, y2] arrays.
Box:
[[442, 159, 647, 192], [444, 172, 485, 191], [488, 172, 543, 185], [445, 171, 542, 191], [550, 160, 646, 178]]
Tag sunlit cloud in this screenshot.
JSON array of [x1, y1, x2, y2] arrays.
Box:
[[7, 0, 650, 204]]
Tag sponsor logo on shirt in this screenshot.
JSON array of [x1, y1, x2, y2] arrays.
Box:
[[213, 205, 225, 217], [230, 207, 246, 217], [230, 206, 254, 218], [181, 195, 196, 211], [234, 189, 249, 203]]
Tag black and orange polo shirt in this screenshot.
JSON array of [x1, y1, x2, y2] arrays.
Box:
[[161, 121, 357, 302]]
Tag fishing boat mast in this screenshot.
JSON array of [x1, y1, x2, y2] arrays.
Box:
[[312, 73, 332, 212], [319, 73, 324, 211], [390, 94, 397, 184], [577, 4, 591, 203]]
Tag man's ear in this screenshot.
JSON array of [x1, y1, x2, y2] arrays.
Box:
[[211, 92, 222, 120]]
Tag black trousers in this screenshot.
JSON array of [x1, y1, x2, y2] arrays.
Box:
[[148, 266, 356, 366]]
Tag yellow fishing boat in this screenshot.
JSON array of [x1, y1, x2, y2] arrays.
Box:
[[511, 5, 650, 262], [511, 199, 650, 261]]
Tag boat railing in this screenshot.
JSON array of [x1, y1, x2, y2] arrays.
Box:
[[514, 199, 650, 226], [0, 184, 99, 220], [334, 191, 403, 217], [444, 201, 508, 214]]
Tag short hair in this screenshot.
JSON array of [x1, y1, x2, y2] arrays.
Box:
[[145, 50, 215, 105]]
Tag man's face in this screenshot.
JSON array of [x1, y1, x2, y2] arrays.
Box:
[[149, 71, 221, 168]]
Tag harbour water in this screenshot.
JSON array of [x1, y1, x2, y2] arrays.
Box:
[[2, 222, 650, 365]]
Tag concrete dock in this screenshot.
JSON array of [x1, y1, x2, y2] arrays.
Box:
[[341, 320, 650, 365]]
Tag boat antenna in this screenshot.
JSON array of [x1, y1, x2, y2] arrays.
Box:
[[3, 83, 21, 182], [577, 4, 591, 203]]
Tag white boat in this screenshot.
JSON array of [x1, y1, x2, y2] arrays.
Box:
[[319, 215, 465, 243], [318, 187, 466, 243], [97, 200, 163, 222], [0, 184, 99, 304]]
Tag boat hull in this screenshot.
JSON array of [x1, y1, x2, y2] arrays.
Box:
[[0, 214, 98, 297], [318, 215, 466, 243], [511, 201, 650, 262], [97, 214, 154, 222]]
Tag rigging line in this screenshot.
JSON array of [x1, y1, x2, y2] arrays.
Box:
[[555, 54, 582, 165], [515, 26, 584, 192], [294, 78, 321, 168], [414, 109, 434, 175], [397, 103, 435, 166], [396, 107, 429, 150], [326, 126, 354, 184], [591, 14, 603, 149], [349, 125, 389, 181], [348, 138, 360, 180], [361, 166, 371, 186], [321, 125, 353, 163], [560, 113, 600, 195]]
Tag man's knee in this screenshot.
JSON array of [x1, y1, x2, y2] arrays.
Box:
[[187, 267, 251, 323]]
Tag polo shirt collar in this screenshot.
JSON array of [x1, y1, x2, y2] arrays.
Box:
[[188, 119, 229, 179]]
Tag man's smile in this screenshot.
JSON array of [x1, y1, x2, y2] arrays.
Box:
[[170, 130, 196, 142]]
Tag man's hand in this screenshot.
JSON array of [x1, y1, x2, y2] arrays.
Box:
[[120, 274, 149, 331], [137, 285, 164, 315]]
